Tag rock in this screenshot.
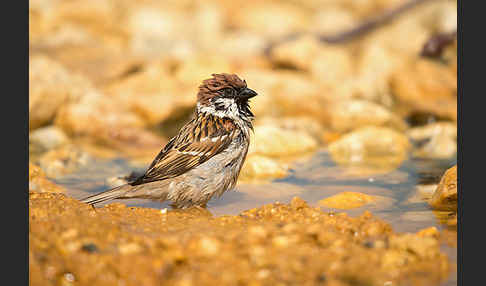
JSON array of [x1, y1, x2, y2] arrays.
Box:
[[270, 36, 355, 91], [328, 127, 411, 170], [196, 237, 220, 257], [272, 235, 292, 248], [312, 6, 357, 35], [408, 122, 456, 141], [257, 116, 326, 143], [408, 122, 457, 159], [367, 4, 430, 56], [309, 43, 354, 86], [319, 192, 376, 210], [389, 233, 440, 260], [37, 145, 92, 178], [54, 89, 167, 156], [29, 55, 92, 130], [249, 124, 318, 157], [129, 6, 200, 59], [417, 227, 440, 239], [234, 69, 281, 118], [192, 3, 225, 50], [29, 163, 65, 193], [240, 155, 289, 181], [429, 165, 457, 211], [29, 126, 69, 154], [390, 59, 457, 121], [269, 35, 321, 70], [239, 69, 327, 122], [350, 40, 405, 104], [446, 213, 457, 227], [103, 61, 195, 126], [327, 99, 408, 133], [216, 32, 267, 60], [289, 196, 308, 210], [118, 243, 142, 255], [55, 90, 145, 137], [230, 3, 310, 38], [423, 0, 457, 32]]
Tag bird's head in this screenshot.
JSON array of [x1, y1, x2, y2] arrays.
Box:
[[197, 73, 257, 123]]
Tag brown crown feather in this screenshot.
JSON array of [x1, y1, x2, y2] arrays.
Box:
[[197, 73, 247, 105]]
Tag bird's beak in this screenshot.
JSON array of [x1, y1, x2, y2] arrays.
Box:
[[239, 88, 258, 99]]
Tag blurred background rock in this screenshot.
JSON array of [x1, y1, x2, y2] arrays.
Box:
[[29, 0, 457, 181]]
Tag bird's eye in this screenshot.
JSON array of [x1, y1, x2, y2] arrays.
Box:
[[222, 88, 235, 97]]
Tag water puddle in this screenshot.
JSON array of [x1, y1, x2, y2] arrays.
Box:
[[54, 149, 457, 286]]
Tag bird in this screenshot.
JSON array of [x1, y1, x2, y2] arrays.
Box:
[[80, 73, 258, 209]]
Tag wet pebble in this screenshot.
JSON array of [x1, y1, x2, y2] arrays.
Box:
[[429, 165, 457, 211], [328, 126, 411, 171]]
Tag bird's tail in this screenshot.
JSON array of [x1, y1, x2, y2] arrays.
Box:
[[80, 184, 134, 205]]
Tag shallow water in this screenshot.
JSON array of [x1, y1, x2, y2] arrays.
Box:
[[55, 149, 457, 286]]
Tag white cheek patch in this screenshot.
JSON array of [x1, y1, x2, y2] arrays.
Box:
[[197, 99, 240, 120]]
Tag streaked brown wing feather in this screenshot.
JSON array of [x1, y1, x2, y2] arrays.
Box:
[[131, 115, 237, 185]]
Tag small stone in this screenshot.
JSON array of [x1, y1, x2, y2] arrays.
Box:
[[389, 234, 440, 260], [417, 227, 440, 238], [409, 122, 457, 159], [407, 122, 456, 141], [272, 235, 290, 248], [240, 155, 289, 181], [118, 243, 142, 255], [103, 60, 195, 126], [269, 35, 321, 70], [54, 90, 146, 141], [249, 124, 318, 157], [232, 3, 309, 38], [198, 237, 220, 257], [310, 44, 354, 86], [60, 229, 78, 240], [29, 55, 92, 130], [428, 165, 457, 211], [327, 99, 407, 133], [29, 126, 69, 153], [29, 163, 66, 193], [248, 226, 267, 238], [319, 192, 376, 210], [63, 273, 75, 283], [390, 58, 457, 120], [37, 145, 91, 178], [328, 127, 411, 170], [81, 243, 99, 253], [290, 197, 308, 210], [256, 269, 270, 279]]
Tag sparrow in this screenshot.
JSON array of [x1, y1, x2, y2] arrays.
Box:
[[81, 73, 258, 208]]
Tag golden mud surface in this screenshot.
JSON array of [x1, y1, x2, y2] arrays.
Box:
[[30, 193, 450, 286]]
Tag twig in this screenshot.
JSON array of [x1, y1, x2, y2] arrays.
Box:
[[420, 29, 457, 58], [264, 0, 437, 55]]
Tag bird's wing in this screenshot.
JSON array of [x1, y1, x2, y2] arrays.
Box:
[[131, 115, 238, 185]]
